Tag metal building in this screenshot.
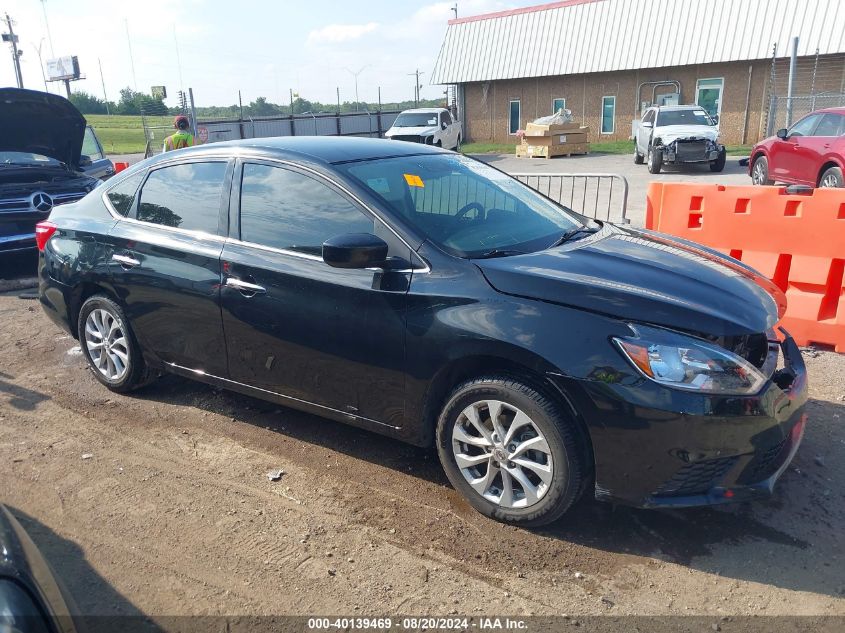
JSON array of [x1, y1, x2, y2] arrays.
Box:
[[431, 0, 845, 145]]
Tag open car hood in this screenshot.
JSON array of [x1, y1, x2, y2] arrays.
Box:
[[475, 224, 784, 337], [0, 88, 86, 168]]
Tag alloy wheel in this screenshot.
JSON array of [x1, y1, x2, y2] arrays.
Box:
[[752, 161, 766, 184], [821, 173, 841, 188], [451, 399, 553, 509], [84, 308, 130, 381]]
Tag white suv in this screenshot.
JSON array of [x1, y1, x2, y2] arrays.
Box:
[[635, 105, 725, 174]]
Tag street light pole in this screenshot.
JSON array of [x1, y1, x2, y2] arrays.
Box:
[[33, 38, 48, 91]]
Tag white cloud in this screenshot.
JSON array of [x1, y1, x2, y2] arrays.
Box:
[[307, 22, 380, 45]]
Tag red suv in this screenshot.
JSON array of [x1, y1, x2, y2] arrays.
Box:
[[750, 107, 845, 188]]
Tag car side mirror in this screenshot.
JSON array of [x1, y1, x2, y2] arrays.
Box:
[[441, 122, 448, 130], [641, 121, 653, 129], [79, 155, 92, 167], [322, 233, 388, 269], [711, 114, 719, 125], [777, 128, 789, 140]]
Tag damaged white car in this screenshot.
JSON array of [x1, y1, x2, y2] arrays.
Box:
[[385, 108, 462, 151], [635, 105, 726, 174]]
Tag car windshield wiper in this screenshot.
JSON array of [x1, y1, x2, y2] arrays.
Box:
[[475, 248, 527, 259], [548, 223, 602, 249]]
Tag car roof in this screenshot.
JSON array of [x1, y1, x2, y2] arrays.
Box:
[[401, 108, 444, 113], [147, 136, 448, 166], [812, 107, 845, 115]]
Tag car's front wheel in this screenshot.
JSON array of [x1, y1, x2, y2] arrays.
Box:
[[819, 166, 844, 188], [436, 376, 589, 526], [647, 146, 662, 174], [710, 148, 726, 172], [78, 295, 156, 393], [751, 155, 774, 185]]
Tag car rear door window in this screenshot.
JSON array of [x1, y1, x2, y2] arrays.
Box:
[[239, 163, 374, 256], [813, 113, 844, 137], [137, 162, 227, 233], [106, 171, 145, 216]]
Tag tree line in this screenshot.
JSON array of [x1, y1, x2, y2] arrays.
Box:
[[70, 88, 444, 118]]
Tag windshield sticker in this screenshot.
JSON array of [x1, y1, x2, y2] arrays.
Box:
[[366, 177, 391, 194], [404, 174, 425, 188]]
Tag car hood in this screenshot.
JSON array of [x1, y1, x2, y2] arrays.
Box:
[[0, 87, 86, 168], [475, 224, 784, 336], [386, 125, 438, 137], [656, 124, 719, 144]]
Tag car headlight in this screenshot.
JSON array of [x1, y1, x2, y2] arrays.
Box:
[[613, 324, 767, 395]]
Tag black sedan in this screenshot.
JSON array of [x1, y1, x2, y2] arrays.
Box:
[[37, 137, 807, 526]]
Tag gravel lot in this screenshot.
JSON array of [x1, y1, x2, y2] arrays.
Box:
[[1, 293, 844, 622]]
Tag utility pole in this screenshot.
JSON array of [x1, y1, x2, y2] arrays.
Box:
[[3, 13, 24, 89], [408, 69, 424, 107], [98, 57, 110, 114]]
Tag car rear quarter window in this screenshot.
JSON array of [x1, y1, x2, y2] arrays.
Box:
[[106, 171, 145, 217], [137, 162, 226, 233], [239, 163, 373, 256]]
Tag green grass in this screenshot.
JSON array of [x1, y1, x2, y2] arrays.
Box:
[[85, 114, 173, 155], [726, 145, 753, 156]]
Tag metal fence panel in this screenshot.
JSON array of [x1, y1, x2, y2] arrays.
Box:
[[512, 173, 629, 224], [766, 94, 845, 136]]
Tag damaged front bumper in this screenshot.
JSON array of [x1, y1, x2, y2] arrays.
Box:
[[658, 138, 724, 164]]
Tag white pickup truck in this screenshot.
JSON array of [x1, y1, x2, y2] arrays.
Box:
[[385, 108, 462, 150]]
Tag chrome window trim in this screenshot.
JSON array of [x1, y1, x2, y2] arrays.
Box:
[[100, 152, 431, 273], [238, 157, 430, 273], [166, 362, 400, 430]]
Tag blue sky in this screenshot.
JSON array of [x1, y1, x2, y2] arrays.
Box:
[[1, 0, 539, 107]]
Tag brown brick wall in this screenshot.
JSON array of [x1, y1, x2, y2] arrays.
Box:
[[460, 55, 844, 146]]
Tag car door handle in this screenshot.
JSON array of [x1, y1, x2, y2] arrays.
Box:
[[225, 277, 266, 295], [112, 253, 140, 268]]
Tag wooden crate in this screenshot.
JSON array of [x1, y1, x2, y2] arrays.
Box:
[[516, 142, 590, 158], [524, 121, 585, 136]]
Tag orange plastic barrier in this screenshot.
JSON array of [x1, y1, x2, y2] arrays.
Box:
[[114, 161, 129, 173], [646, 182, 845, 352]]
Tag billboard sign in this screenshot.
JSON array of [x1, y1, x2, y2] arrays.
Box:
[[46, 56, 80, 81], [151, 85, 167, 99]]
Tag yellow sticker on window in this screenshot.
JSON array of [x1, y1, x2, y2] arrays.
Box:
[[404, 174, 424, 188]]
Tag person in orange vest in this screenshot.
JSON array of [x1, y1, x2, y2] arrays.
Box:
[[162, 115, 195, 152]]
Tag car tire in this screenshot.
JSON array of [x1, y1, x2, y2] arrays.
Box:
[[751, 155, 774, 185], [819, 166, 844, 188], [77, 295, 156, 393], [647, 146, 662, 174], [634, 148, 644, 164], [436, 375, 590, 527], [710, 148, 726, 172], [454, 135, 462, 152]]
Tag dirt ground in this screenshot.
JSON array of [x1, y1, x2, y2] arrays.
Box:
[[1, 291, 844, 623]]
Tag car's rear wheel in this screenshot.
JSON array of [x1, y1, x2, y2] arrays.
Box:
[[710, 148, 726, 172], [78, 295, 156, 393], [751, 155, 773, 185], [634, 148, 644, 164], [436, 376, 589, 526], [647, 146, 662, 174], [819, 166, 843, 188]]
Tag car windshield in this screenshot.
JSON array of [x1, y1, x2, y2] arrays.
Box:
[[0, 151, 63, 167], [393, 113, 439, 127], [656, 109, 713, 126], [337, 154, 587, 258]]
